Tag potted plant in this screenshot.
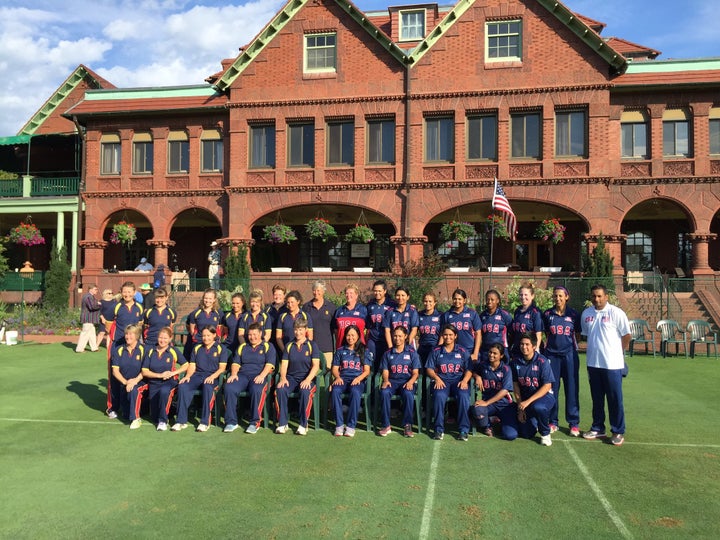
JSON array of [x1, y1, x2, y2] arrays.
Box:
[[534, 218, 566, 244], [263, 223, 297, 245], [305, 217, 337, 243], [345, 224, 375, 244], [440, 220, 477, 243], [7, 221, 45, 247], [109, 220, 137, 246], [486, 214, 510, 240]]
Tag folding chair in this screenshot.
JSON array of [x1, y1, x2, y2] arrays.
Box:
[[656, 320, 687, 358], [628, 319, 656, 357], [686, 320, 718, 359]]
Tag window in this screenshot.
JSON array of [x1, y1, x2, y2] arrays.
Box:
[[662, 109, 691, 157], [425, 116, 454, 162], [511, 111, 541, 158], [467, 114, 497, 160], [555, 110, 586, 157], [625, 231, 653, 271], [710, 107, 720, 155], [305, 33, 336, 72], [132, 133, 153, 174], [327, 120, 354, 166], [288, 122, 314, 167], [400, 10, 425, 41], [367, 118, 395, 164], [486, 20, 522, 61], [621, 110, 648, 158], [101, 134, 121, 175], [168, 131, 189, 173], [200, 129, 223, 172], [250, 124, 276, 168]]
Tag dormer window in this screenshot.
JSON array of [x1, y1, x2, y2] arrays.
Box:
[[486, 20, 522, 61], [305, 33, 336, 73], [400, 9, 425, 41]]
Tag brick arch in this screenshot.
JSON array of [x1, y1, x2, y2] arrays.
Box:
[[165, 203, 223, 240], [619, 195, 697, 232], [85, 205, 155, 242]]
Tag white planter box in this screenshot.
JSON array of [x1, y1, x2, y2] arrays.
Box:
[[353, 267, 373, 273], [270, 267, 292, 273], [488, 266, 509, 272], [312, 267, 332, 272], [539, 266, 562, 272], [448, 267, 470, 273]]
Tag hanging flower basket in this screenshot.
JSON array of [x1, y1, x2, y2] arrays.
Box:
[[263, 223, 297, 245], [486, 215, 511, 240], [110, 221, 137, 246], [305, 217, 337, 243], [534, 218, 566, 244], [7, 221, 45, 247], [440, 220, 477, 243], [345, 224, 375, 244]]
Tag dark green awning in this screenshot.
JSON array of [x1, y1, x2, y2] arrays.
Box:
[[0, 135, 31, 145]]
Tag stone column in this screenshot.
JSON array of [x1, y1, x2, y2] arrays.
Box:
[[146, 239, 176, 268], [79, 240, 108, 272], [687, 233, 717, 276], [390, 236, 427, 271]]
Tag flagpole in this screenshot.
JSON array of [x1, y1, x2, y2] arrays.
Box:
[[489, 177, 498, 283]]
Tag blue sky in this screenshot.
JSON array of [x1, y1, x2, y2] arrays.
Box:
[[1, 0, 719, 136]]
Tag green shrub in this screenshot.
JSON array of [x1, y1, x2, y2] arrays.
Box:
[[503, 277, 554, 313], [43, 240, 71, 311]]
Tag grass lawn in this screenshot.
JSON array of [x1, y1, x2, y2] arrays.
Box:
[[1, 340, 719, 539]]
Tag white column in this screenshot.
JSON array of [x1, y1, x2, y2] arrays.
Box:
[[56, 211, 65, 249], [71, 210, 78, 269]]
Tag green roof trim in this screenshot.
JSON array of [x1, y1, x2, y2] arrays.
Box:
[[0, 135, 31, 146], [18, 65, 106, 136], [536, 0, 627, 73], [214, 0, 409, 92], [407, 0, 474, 65], [83, 86, 220, 101], [626, 58, 720, 73]]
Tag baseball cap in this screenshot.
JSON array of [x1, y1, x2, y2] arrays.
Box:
[[140, 257, 147, 263], [140, 283, 152, 291]]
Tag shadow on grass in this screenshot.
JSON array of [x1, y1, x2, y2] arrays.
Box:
[[66, 379, 108, 413]]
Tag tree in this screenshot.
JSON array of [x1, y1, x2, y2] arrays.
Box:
[[583, 233, 614, 291], [223, 244, 251, 292], [0, 237, 9, 280], [44, 240, 72, 311], [394, 251, 448, 306]]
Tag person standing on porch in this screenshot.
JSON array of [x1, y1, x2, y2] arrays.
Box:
[[208, 241, 221, 289]]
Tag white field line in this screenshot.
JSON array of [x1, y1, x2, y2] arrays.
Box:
[[563, 440, 633, 539], [418, 441, 441, 540], [0, 417, 123, 425]]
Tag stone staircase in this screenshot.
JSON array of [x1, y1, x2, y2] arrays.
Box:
[[170, 291, 204, 321], [624, 291, 716, 330]]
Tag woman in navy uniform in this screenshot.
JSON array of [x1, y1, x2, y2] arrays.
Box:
[[330, 324, 372, 437]]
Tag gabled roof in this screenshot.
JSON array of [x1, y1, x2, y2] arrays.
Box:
[[604, 37, 660, 60], [213, 0, 627, 91], [19, 64, 115, 136], [214, 0, 408, 92], [573, 12, 606, 34], [613, 58, 720, 89]]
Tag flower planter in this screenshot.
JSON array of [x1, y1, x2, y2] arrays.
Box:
[[539, 266, 562, 273], [488, 266, 509, 272], [270, 267, 292, 273], [311, 267, 332, 272], [353, 267, 373, 273], [448, 267, 470, 273]]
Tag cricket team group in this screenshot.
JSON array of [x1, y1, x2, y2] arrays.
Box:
[[76, 277, 630, 446]]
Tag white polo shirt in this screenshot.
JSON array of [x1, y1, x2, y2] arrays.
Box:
[[581, 303, 630, 370]]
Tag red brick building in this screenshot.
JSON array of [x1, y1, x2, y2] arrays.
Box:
[[64, 0, 720, 283]]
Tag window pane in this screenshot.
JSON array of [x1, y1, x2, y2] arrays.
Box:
[[487, 20, 521, 60], [306, 33, 336, 71], [168, 141, 189, 172], [663, 121, 689, 156], [133, 142, 153, 174], [401, 11, 424, 40], [201, 140, 223, 172], [711, 119, 720, 154], [425, 118, 453, 162], [289, 124, 314, 167], [101, 143, 120, 174], [368, 119, 395, 164], [511, 113, 540, 158], [250, 125, 275, 168]]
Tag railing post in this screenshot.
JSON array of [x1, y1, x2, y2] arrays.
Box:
[[22, 175, 32, 197]]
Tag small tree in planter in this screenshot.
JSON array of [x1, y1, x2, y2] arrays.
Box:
[[263, 223, 297, 244], [440, 220, 477, 243], [344, 224, 375, 243], [305, 217, 337, 243], [44, 240, 72, 312], [583, 232, 615, 292], [223, 245, 251, 291], [109, 221, 136, 246]]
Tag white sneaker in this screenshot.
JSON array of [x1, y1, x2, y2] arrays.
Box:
[[171, 423, 187, 431], [245, 424, 259, 434], [107, 411, 118, 419], [275, 424, 288, 434], [334, 425, 345, 437], [129, 419, 142, 430], [540, 434, 553, 446], [296, 425, 308, 436], [156, 422, 168, 431], [196, 424, 209, 432], [223, 424, 239, 433]]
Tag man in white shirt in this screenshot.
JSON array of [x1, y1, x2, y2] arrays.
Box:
[[580, 284, 631, 446]]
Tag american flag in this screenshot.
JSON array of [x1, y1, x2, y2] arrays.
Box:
[[492, 178, 517, 241]]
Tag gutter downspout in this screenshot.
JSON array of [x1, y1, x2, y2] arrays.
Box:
[[72, 116, 86, 292], [402, 62, 412, 265]]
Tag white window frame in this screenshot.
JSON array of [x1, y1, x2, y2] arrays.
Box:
[[304, 33, 336, 73], [486, 20, 522, 62], [400, 9, 425, 41]]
